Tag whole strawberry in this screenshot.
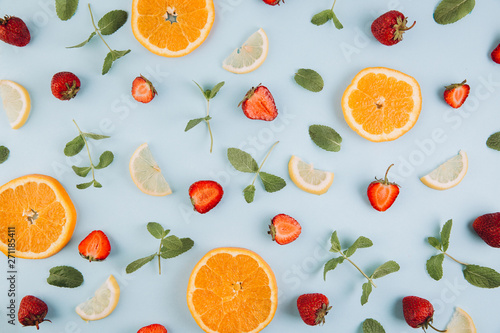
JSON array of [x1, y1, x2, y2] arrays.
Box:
[[492, 43, 500, 64], [0, 16, 30, 47], [443, 80, 470, 109], [402, 296, 445, 332], [138, 323, 168, 333], [132, 75, 157, 103], [297, 293, 331, 326], [78, 230, 111, 262], [268, 214, 301, 245], [18, 295, 51, 329], [371, 11, 415, 46], [51, 72, 81, 100], [239, 85, 278, 121], [367, 164, 400, 212], [263, 0, 283, 5], [473, 212, 500, 248]]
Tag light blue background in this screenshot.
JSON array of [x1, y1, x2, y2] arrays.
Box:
[[1, 0, 500, 332]]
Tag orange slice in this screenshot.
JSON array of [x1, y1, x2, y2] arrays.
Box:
[[0, 175, 77, 259], [187, 247, 278, 333], [341, 67, 422, 142], [131, 0, 215, 57]]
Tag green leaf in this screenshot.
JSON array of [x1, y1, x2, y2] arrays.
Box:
[[363, 318, 386, 333], [160, 237, 194, 259], [426, 254, 445, 281], [102, 49, 130, 75], [371, 261, 400, 279], [83, 132, 110, 140], [441, 219, 453, 252], [72, 166, 91, 177], [243, 185, 256, 203], [55, 0, 79, 21], [0, 146, 10, 164], [161, 235, 182, 250], [67, 32, 95, 48], [162, 229, 170, 238], [361, 282, 373, 305], [486, 132, 500, 151], [227, 148, 259, 173], [193, 81, 207, 99], [185, 118, 205, 132], [428, 237, 442, 251], [76, 180, 94, 189], [93, 180, 102, 188], [64, 135, 85, 156], [95, 151, 114, 169], [294, 69, 324, 93], [463, 265, 500, 288], [434, 0, 475, 25], [331, 11, 343, 29], [309, 125, 342, 152], [147, 222, 164, 239], [311, 9, 334, 26], [330, 231, 341, 252], [345, 236, 373, 257], [98, 10, 128, 35], [209, 81, 225, 99], [47, 265, 83, 288], [259, 172, 286, 193], [323, 256, 345, 280], [126, 254, 156, 274]]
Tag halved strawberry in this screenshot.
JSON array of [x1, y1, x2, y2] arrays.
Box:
[[443, 80, 470, 109], [137, 324, 168, 333], [132, 75, 157, 103], [238, 85, 278, 121], [492, 43, 500, 64], [367, 164, 400, 212], [78, 230, 111, 262], [268, 214, 301, 245], [189, 180, 224, 214], [263, 0, 283, 5]]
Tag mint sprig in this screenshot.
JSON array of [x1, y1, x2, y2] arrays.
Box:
[[67, 4, 130, 74], [0, 146, 9, 164], [64, 120, 114, 189], [126, 222, 194, 275], [185, 81, 224, 153], [56, 0, 79, 21], [311, 0, 343, 29], [426, 219, 500, 288], [227, 141, 286, 203], [324, 231, 400, 305]]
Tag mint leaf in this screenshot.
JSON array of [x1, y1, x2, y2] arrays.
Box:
[[330, 231, 341, 252], [363, 318, 386, 333], [345, 236, 373, 257], [47, 265, 83, 288], [76, 180, 94, 189], [147, 222, 164, 239], [72, 166, 91, 177], [371, 261, 400, 279], [259, 172, 286, 193], [428, 237, 442, 250], [161, 235, 182, 250], [160, 237, 194, 259], [309, 125, 342, 152], [126, 254, 156, 274], [243, 185, 256, 203], [209, 81, 225, 99], [463, 265, 500, 288], [67, 32, 95, 48], [64, 135, 85, 156], [426, 254, 445, 281], [162, 229, 170, 238], [83, 132, 110, 140], [95, 151, 114, 169], [331, 11, 343, 29], [194, 81, 207, 98], [0, 146, 10, 164], [93, 180, 102, 188], [311, 9, 334, 26], [323, 256, 344, 280], [98, 10, 128, 35], [486, 132, 500, 151], [434, 0, 475, 25], [294, 69, 324, 92], [441, 219, 453, 252], [102, 49, 130, 75], [56, 0, 79, 21], [361, 282, 373, 305], [185, 118, 206, 132], [227, 148, 259, 173]]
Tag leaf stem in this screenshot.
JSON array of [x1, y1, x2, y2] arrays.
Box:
[[251, 141, 279, 185], [331, 0, 337, 10], [88, 4, 113, 52], [205, 100, 213, 153], [158, 240, 162, 275], [444, 252, 469, 266], [342, 253, 377, 288], [73, 120, 96, 183]]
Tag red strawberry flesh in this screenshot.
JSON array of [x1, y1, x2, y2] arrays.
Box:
[[189, 180, 223, 214], [132, 75, 157, 103], [78, 230, 111, 262], [137, 323, 168, 333], [444, 80, 469, 109], [239, 85, 278, 121], [269, 214, 301, 245], [367, 164, 400, 212], [492, 43, 500, 64]]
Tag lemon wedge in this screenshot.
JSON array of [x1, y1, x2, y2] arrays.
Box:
[[420, 150, 468, 190], [0, 80, 31, 129], [446, 307, 476, 333], [129, 143, 172, 196], [76, 275, 120, 321], [223, 28, 269, 74], [288, 155, 334, 195]]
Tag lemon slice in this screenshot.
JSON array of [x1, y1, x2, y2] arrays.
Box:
[[0, 80, 31, 129], [420, 150, 468, 190], [223, 28, 269, 74], [129, 143, 172, 196], [76, 275, 120, 321], [288, 155, 334, 195], [446, 307, 476, 333]]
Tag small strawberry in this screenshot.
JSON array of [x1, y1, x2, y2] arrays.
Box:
[[491, 43, 500, 64], [189, 180, 224, 214], [371, 11, 415, 46], [0, 16, 30, 47], [78, 230, 111, 262], [268, 214, 301, 245], [263, 0, 283, 5], [51, 72, 81, 101], [402, 296, 445, 332], [297, 293, 331, 326], [473, 212, 500, 248], [132, 75, 157, 103], [137, 323, 168, 333], [238, 85, 278, 121], [18, 295, 51, 330], [443, 80, 470, 109], [367, 164, 400, 212]]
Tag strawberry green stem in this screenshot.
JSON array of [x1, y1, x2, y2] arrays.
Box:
[[428, 323, 447, 332], [73, 120, 97, 184], [384, 164, 394, 183], [251, 141, 279, 185], [341, 253, 377, 288], [205, 100, 213, 153], [444, 252, 469, 266], [88, 4, 113, 53]]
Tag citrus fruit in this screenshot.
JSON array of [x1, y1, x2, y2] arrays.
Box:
[[341, 67, 422, 142], [446, 307, 476, 333], [288, 155, 334, 195], [76, 275, 120, 321], [0, 80, 31, 129], [0, 174, 77, 259], [129, 143, 172, 196], [187, 247, 278, 333], [223, 28, 269, 74], [420, 150, 468, 190], [131, 0, 215, 57]]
